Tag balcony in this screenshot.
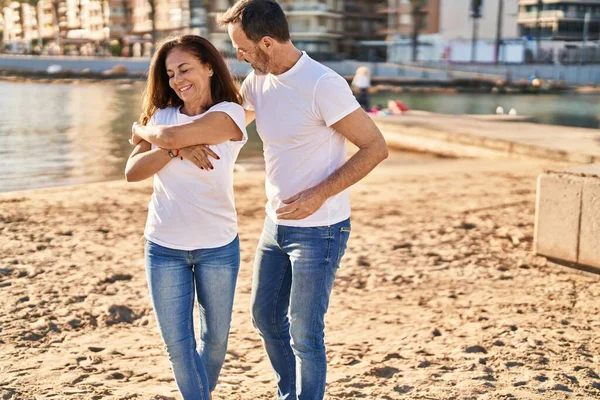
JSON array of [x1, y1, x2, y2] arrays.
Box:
[[518, 10, 598, 22], [290, 25, 343, 39], [281, 3, 342, 18]]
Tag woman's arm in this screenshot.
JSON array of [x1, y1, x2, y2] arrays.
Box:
[[124, 140, 171, 182], [132, 111, 243, 150]]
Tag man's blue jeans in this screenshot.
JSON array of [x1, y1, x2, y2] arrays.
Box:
[[251, 217, 351, 400], [145, 236, 240, 399]]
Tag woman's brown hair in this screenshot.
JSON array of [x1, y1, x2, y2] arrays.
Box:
[[140, 35, 242, 125]]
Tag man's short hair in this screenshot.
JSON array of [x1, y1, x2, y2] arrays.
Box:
[[217, 0, 291, 43]]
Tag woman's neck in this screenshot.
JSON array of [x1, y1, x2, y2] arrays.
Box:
[[181, 94, 213, 116], [181, 102, 208, 116]]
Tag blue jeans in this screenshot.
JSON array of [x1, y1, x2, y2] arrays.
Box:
[[250, 217, 351, 400], [145, 236, 240, 399]]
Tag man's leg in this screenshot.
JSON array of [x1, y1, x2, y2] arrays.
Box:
[[250, 218, 296, 399], [283, 219, 351, 400]]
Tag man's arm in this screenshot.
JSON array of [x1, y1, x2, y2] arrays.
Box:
[[276, 108, 388, 220], [132, 111, 243, 149]]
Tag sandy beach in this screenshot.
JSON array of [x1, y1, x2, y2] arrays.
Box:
[[1, 149, 600, 400]]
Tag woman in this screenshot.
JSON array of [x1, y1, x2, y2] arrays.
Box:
[[125, 35, 247, 400]]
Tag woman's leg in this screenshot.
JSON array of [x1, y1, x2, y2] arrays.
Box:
[[192, 236, 241, 392], [145, 240, 211, 400]]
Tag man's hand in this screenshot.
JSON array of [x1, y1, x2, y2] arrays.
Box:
[[276, 187, 327, 220], [180, 145, 220, 170]]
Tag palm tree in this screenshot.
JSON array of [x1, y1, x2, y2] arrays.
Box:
[[409, 0, 426, 63]]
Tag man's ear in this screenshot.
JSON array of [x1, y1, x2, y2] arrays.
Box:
[[260, 36, 275, 51]]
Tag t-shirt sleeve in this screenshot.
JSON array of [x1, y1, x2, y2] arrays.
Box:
[[147, 109, 159, 126], [240, 73, 255, 111], [207, 102, 248, 146], [314, 73, 361, 127]]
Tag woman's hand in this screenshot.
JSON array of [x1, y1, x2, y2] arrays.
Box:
[[180, 145, 220, 170]]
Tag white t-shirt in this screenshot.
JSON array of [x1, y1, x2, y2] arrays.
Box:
[[241, 52, 361, 227], [351, 74, 371, 89], [144, 102, 247, 250]]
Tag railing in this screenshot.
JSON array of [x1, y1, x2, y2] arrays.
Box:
[[282, 3, 328, 12], [518, 10, 597, 20]]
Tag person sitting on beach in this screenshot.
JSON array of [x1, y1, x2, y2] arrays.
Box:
[[351, 66, 371, 110], [124, 35, 247, 400]]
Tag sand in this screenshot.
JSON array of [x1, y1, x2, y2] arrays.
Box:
[[1, 150, 600, 400]]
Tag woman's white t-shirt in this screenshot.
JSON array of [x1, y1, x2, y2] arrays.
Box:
[[143, 102, 247, 250]]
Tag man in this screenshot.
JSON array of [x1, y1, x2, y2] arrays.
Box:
[[218, 1, 388, 399]]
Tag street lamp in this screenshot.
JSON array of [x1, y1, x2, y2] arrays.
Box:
[[470, 0, 483, 63], [536, 0, 542, 61]]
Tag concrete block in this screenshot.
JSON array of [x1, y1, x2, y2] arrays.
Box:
[[578, 178, 600, 270], [534, 172, 583, 263]]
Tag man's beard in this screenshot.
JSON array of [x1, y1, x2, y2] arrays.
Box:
[[251, 48, 270, 75]]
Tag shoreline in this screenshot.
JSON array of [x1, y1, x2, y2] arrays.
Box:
[[0, 68, 585, 94]]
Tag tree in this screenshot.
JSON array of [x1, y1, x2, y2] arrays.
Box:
[[409, 0, 426, 63]]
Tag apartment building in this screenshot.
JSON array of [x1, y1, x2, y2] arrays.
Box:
[[2, 2, 23, 45], [341, 0, 387, 60], [386, 0, 520, 62], [2, 0, 386, 59], [518, 0, 600, 41], [206, 0, 386, 60], [1, 1, 53, 49]]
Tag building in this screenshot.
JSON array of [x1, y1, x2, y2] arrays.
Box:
[[206, 0, 387, 60], [517, 0, 600, 41], [386, 0, 521, 63], [207, 0, 345, 59], [342, 0, 387, 60]]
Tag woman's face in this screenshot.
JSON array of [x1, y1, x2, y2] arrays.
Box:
[[165, 47, 213, 105]]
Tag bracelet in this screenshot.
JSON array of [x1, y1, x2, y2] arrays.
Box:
[[167, 149, 182, 159]]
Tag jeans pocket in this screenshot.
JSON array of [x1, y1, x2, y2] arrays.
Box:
[[336, 226, 351, 268]]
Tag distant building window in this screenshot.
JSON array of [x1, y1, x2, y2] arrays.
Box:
[[400, 14, 411, 25]]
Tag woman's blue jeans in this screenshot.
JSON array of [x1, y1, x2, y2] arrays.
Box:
[[145, 236, 240, 399], [250, 217, 351, 400]]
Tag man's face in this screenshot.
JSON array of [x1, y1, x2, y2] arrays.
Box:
[[228, 22, 270, 75]]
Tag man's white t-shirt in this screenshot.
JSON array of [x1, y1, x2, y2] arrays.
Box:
[[241, 52, 361, 227], [144, 102, 247, 250]]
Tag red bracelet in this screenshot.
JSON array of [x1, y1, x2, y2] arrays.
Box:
[[174, 149, 180, 156]]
